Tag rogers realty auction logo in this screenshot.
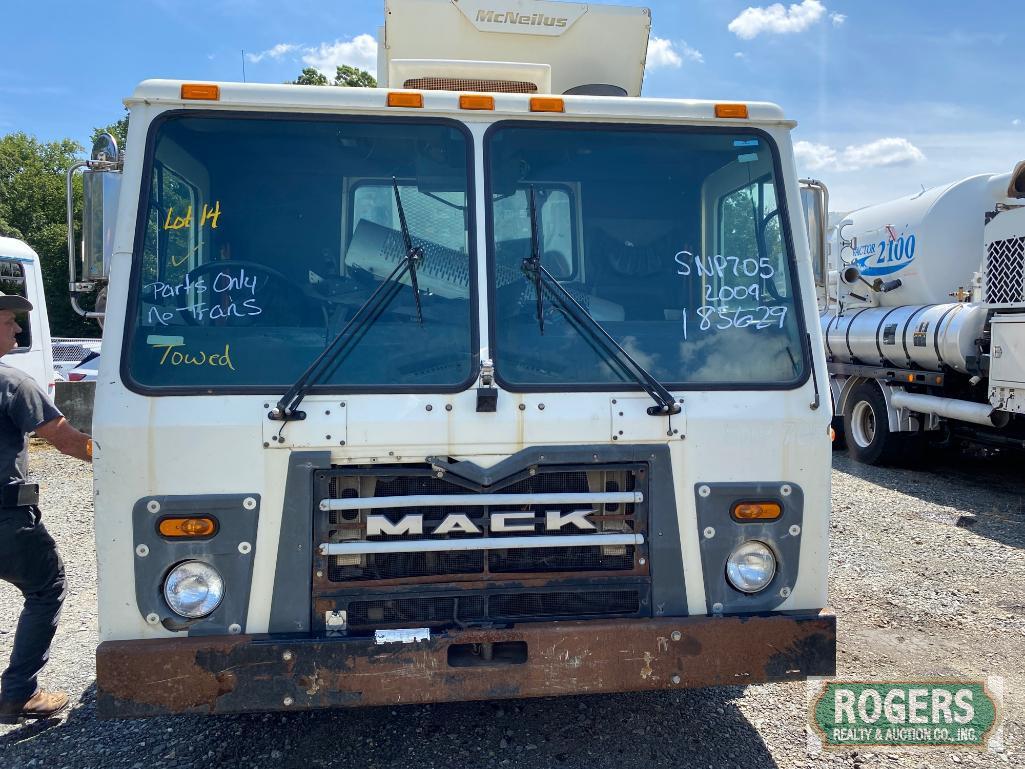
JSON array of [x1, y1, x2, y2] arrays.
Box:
[[809, 679, 1003, 751], [475, 9, 569, 27]]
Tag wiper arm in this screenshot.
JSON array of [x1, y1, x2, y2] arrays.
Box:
[[522, 190, 679, 417], [270, 257, 411, 422], [533, 265, 681, 416], [393, 177, 424, 325], [521, 185, 545, 334]]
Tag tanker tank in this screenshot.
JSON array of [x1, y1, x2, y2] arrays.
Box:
[[821, 302, 988, 375], [837, 171, 1019, 307]]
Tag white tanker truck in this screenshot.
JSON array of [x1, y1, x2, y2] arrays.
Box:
[[811, 162, 1025, 464]]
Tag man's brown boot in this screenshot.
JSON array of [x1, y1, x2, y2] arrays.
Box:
[[0, 690, 70, 723]]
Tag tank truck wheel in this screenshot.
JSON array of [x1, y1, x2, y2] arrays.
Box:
[[843, 383, 903, 465]]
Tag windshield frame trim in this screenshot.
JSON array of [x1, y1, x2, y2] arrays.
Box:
[[482, 118, 812, 393], [121, 109, 480, 397]]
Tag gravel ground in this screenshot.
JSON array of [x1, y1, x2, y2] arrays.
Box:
[[1, 443, 1022, 768]]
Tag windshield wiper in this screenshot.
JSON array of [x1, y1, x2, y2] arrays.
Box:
[[520, 188, 681, 418], [393, 177, 424, 325], [270, 260, 411, 421], [270, 182, 431, 422], [521, 186, 545, 334]]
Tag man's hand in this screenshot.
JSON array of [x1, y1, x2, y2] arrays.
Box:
[[34, 417, 92, 463]]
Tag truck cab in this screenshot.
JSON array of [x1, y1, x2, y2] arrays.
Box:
[[0, 236, 56, 398], [72, 0, 835, 718]]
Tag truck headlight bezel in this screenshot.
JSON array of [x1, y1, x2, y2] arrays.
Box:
[[162, 560, 225, 619]]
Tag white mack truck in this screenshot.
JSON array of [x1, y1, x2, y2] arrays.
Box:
[[813, 162, 1025, 464], [68, 0, 834, 718]]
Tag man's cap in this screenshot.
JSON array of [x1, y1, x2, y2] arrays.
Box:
[[0, 291, 32, 312]]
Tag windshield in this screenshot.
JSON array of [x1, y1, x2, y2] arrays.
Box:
[[487, 123, 807, 388], [124, 114, 475, 391]]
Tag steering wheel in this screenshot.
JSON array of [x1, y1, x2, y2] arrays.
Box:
[[179, 260, 324, 327]]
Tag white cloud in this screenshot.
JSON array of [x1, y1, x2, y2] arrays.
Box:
[[679, 42, 705, 64], [646, 37, 703, 69], [246, 43, 299, 63], [647, 37, 682, 69], [734, 51, 747, 60], [302, 34, 378, 77], [795, 137, 926, 172], [794, 141, 839, 171], [830, 12, 846, 27], [843, 138, 926, 168], [1013, 119, 1022, 127], [728, 0, 827, 40]]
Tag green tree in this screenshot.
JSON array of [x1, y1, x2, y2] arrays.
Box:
[[290, 65, 376, 88], [0, 132, 96, 337], [334, 65, 376, 88], [291, 67, 329, 86]]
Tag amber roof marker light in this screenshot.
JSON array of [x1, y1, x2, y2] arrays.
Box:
[[714, 103, 749, 119], [530, 97, 565, 113], [459, 94, 495, 110], [180, 84, 221, 101], [387, 92, 424, 108]]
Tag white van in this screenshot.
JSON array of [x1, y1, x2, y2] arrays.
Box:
[[0, 236, 56, 398]]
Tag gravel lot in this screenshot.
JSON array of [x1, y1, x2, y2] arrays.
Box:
[[1, 443, 1022, 768]]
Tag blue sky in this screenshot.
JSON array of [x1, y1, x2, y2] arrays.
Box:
[[1, 0, 1021, 211]]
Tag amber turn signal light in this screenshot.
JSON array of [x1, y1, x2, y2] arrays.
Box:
[[387, 92, 424, 108], [714, 103, 748, 119], [158, 516, 218, 538], [180, 84, 221, 101], [459, 94, 495, 110], [731, 502, 782, 521]]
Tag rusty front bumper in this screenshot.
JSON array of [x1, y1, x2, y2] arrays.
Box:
[[96, 610, 835, 719]]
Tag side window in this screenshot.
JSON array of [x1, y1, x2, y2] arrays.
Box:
[[0, 260, 31, 349], [492, 187, 575, 280], [141, 164, 199, 285], [714, 178, 789, 310]]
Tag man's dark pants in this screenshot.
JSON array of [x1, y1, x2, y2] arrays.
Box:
[[0, 506, 66, 702]]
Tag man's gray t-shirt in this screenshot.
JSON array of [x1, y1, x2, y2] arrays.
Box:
[[0, 363, 62, 485]]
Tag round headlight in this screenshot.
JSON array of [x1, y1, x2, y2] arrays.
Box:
[[725, 540, 776, 594], [163, 560, 224, 618]]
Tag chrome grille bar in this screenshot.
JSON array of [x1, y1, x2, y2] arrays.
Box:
[[319, 532, 644, 556], [319, 491, 642, 512]]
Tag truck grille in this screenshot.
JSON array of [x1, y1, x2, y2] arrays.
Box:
[[311, 463, 650, 632], [986, 236, 1025, 304], [321, 468, 641, 582], [346, 588, 642, 630]]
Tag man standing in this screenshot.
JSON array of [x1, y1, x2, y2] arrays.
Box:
[[0, 292, 92, 723]]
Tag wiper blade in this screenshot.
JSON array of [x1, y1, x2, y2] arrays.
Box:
[[522, 191, 680, 417], [393, 177, 424, 325], [521, 185, 545, 334], [270, 257, 411, 422]]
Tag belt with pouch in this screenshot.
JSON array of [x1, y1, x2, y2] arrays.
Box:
[[1, 483, 39, 507]]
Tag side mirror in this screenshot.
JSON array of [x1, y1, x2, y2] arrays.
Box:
[[92, 133, 119, 163], [799, 179, 829, 285], [67, 132, 122, 320], [81, 168, 121, 280]]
